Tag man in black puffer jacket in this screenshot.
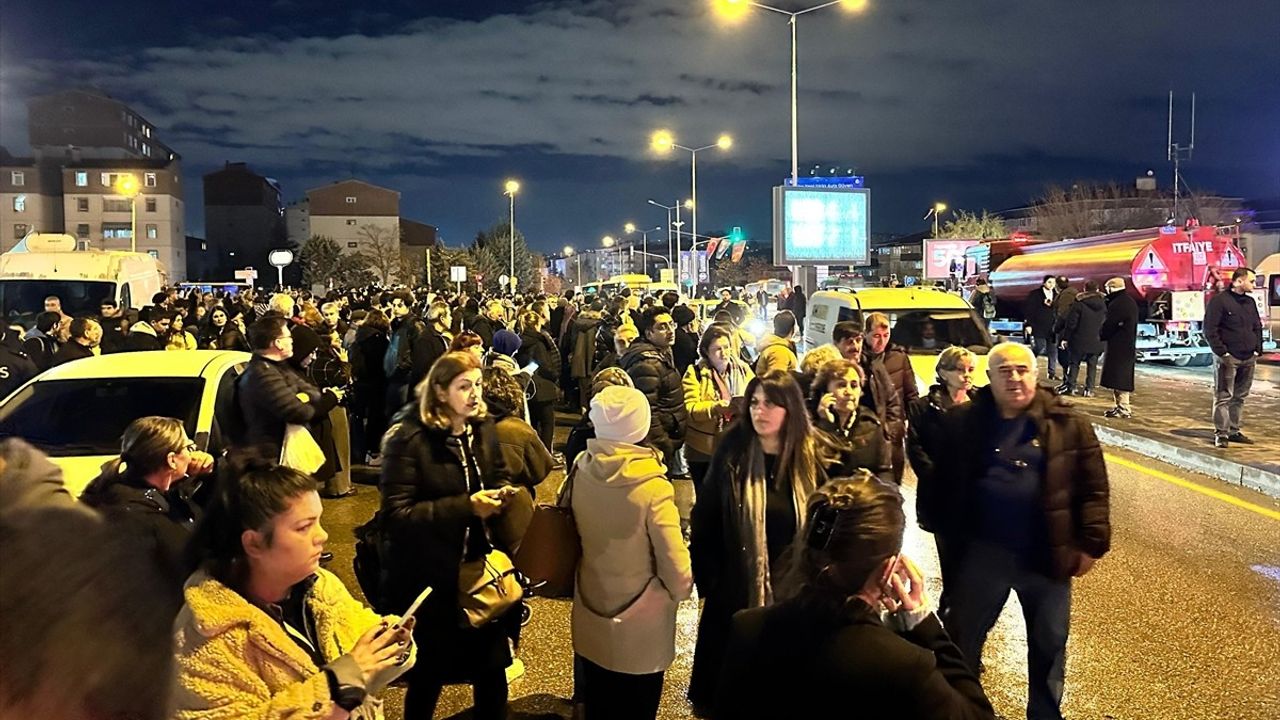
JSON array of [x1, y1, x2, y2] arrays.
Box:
[[235, 316, 342, 459], [619, 306, 686, 469], [1058, 280, 1107, 397]]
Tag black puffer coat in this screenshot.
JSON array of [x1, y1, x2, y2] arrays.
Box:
[[235, 353, 337, 456], [619, 339, 687, 451], [937, 386, 1111, 580], [907, 385, 975, 532], [516, 329, 562, 404], [1063, 290, 1106, 355]]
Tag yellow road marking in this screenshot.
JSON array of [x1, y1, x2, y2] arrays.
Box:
[[1105, 453, 1280, 521]]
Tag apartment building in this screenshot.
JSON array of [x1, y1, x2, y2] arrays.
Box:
[[0, 155, 63, 252], [60, 159, 187, 281]]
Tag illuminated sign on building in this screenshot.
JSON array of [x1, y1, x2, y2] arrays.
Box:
[[771, 186, 870, 266]]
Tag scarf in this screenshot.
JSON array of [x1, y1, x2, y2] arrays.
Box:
[[736, 439, 817, 608]]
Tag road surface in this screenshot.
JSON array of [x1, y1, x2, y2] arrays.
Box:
[[322, 431, 1280, 719]]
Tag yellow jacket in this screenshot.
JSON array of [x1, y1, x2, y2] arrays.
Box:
[[172, 568, 414, 720], [682, 360, 755, 461], [754, 333, 798, 377]]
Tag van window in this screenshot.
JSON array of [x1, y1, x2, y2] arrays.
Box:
[[836, 307, 861, 325], [811, 304, 828, 320], [120, 283, 131, 309], [886, 309, 992, 354]]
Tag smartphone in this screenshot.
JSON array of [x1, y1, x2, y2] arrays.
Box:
[[880, 554, 901, 601], [394, 586, 433, 629], [521, 360, 539, 375]]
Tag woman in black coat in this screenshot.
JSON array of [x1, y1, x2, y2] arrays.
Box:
[[1099, 281, 1139, 414], [688, 371, 836, 715], [380, 351, 521, 720], [514, 310, 562, 455], [714, 476, 995, 720], [199, 306, 250, 352], [350, 309, 391, 462], [808, 358, 892, 485], [79, 416, 215, 609]]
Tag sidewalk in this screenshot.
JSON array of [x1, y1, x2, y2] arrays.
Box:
[[1046, 363, 1280, 498]]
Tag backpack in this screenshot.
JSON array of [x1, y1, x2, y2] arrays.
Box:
[[353, 512, 389, 613], [383, 329, 404, 378]]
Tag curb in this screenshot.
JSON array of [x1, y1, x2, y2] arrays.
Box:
[[1092, 423, 1280, 500]]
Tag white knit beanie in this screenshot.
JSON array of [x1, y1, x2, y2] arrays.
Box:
[[589, 386, 651, 445]]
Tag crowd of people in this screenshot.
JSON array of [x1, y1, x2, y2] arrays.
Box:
[[0, 276, 1133, 720]]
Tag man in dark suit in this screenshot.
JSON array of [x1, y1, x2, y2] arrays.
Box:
[[1023, 275, 1059, 380]]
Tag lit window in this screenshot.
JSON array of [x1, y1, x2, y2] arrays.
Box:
[[143, 126, 151, 138], [346, 219, 356, 225], [10, 171, 23, 186], [146, 224, 157, 239], [101, 172, 112, 186], [345, 196, 357, 204], [201, 242, 207, 251], [12, 196, 24, 212], [75, 171, 88, 187], [148, 250, 159, 259], [348, 242, 358, 248], [144, 172, 157, 187], [142, 144, 151, 156]]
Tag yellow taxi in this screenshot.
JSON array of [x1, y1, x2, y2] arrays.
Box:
[[0, 350, 250, 496], [804, 286, 993, 395]]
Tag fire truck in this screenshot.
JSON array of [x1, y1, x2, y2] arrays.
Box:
[[963, 222, 1262, 366]]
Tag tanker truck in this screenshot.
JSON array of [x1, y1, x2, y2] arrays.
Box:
[[964, 222, 1257, 366]]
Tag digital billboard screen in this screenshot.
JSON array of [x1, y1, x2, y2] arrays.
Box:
[[772, 186, 870, 266], [922, 239, 981, 280]]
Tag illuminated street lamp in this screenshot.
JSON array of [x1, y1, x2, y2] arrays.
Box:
[[114, 174, 141, 252], [651, 130, 733, 283], [602, 235, 619, 276], [625, 222, 664, 276], [924, 202, 948, 237], [504, 179, 520, 292], [713, 0, 868, 184]]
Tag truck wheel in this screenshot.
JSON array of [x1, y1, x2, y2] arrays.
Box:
[[1188, 353, 1213, 367], [1171, 355, 1192, 367]]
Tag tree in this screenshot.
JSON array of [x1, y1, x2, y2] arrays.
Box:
[[1031, 183, 1168, 241], [541, 274, 563, 296], [299, 235, 342, 287], [357, 224, 402, 285], [939, 210, 1007, 239], [470, 221, 540, 293]]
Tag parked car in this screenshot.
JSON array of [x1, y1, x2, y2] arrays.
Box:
[[0, 350, 250, 496], [804, 287, 993, 394]]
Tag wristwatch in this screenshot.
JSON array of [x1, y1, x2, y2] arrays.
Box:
[[326, 668, 367, 712]]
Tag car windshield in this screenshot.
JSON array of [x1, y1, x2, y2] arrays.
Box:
[[884, 308, 993, 354], [0, 279, 116, 329], [0, 378, 203, 455]]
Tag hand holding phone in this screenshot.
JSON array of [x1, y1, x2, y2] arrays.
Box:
[[393, 586, 433, 630]]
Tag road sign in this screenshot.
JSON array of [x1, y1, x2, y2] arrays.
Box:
[[500, 274, 510, 288], [234, 269, 257, 281], [268, 249, 294, 268], [450, 265, 467, 282]]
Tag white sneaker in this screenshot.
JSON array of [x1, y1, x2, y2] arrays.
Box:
[[505, 657, 525, 683]]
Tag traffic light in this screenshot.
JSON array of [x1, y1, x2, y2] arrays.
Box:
[[729, 226, 744, 244]]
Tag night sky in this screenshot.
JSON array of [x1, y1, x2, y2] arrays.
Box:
[[2, 0, 1277, 255]]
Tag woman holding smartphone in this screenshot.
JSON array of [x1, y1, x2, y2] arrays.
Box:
[[713, 473, 995, 720], [515, 309, 563, 457], [174, 454, 415, 719], [809, 358, 892, 484], [380, 351, 519, 720]]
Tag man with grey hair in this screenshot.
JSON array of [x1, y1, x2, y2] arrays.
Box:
[[937, 341, 1110, 720], [1099, 277, 1138, 418]]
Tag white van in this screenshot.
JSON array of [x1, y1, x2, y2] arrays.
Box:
[[0, 233, 166, 328], [805, 286, 994, 395], [1255, 253, 1280, 339]]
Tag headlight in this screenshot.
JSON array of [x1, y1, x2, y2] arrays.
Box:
[[747, 319, 767, 337]]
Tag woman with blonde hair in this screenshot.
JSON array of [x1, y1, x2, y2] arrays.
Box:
[[379, 351, 520, 720]]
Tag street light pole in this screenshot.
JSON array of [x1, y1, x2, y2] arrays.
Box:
[[715, 0, 862, 184], [504, 179, 520, 293], [652, 132, 732, 285]]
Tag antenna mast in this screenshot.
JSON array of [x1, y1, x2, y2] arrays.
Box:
[[1167, 91, 1196, 222]]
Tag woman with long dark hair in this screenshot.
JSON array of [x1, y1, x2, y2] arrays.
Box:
[[199, 305, 250, 351], [714, 474, 994, 719], [175, 454, 414, 719], [687, 370, 837, 714], [380, 351, 520, 720]]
